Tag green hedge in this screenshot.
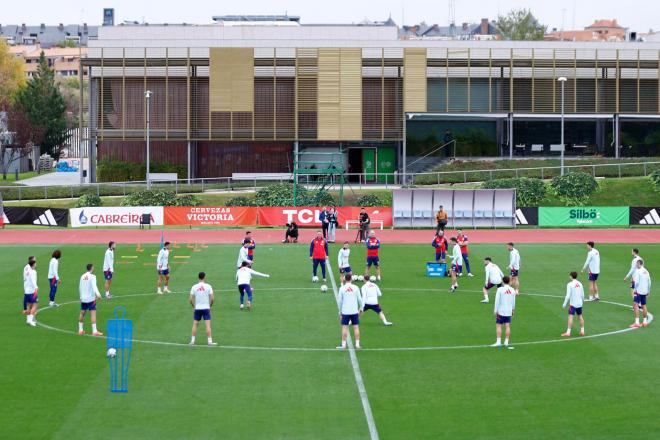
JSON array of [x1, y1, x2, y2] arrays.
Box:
[[253, 184, 336, 207], [121, 190, 200, 207], [550, 172, 599, 206], [650, 170, 660, 192], [356, 193, 385, 207], [97, 160, 187, 182], [480, 177, 546, 207]]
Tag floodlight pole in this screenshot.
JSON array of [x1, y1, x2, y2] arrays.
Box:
[[145, 90, 151, 189], [558, 77, 567, 176]]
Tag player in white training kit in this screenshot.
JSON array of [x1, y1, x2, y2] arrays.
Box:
[[236, 261, 270, 311], [103, 241, 116, 299], [582, 241, 601, 301], [78, 264, 103, 336], [482, 257, 504, 304], [236, 240, 252, 269], [157, 242, 171, 294], [507, 243, 521, 295], [630, 259, 652, 329], [337, 274, 364, 349], [189, 272, 217, 346], [561, 271, 585, 337], [48, 250, 62, 307], [23, 259, 38, 327], [624, 248, 642, 297], [491, 276, 516, 348], [338, 242, 352, 284], [360, 275, 393, 326], [449, 237, 463, 293]]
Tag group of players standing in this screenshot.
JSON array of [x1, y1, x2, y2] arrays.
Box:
[[20, 224, 652, 350]]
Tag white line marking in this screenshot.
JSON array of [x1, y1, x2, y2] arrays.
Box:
[[327, 262, 380, 440], [34, 289, 651, 353]]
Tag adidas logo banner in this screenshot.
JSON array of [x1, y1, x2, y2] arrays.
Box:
[[2, 207, 68, 227], [515, 207, 538, 226], [630, 207, 660, 225]]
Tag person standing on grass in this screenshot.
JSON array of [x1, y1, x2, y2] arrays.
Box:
[[157, 242, 171, 295], [581, 241, 601, 301], [562, 272, 585, 337], [630, 259, 651, 329], [482, 257, 504, 304], [491, 276, 515, 348], [310, 231, 329, 283], [432, 231, 448, 264], [507, 243, 521, 295], [236, 240, 252, 269], [189, 272, 217, 346], [449, 237, 463, 293], [78, 264, 103, 336], [244, 231, 256, 262], [360, 275, 393, 326], [435, 205, 448, 234], [338, 241, 352, 284], [456, 229, 473, 277], [22, 256, 35, 315], [624, 248, 642, 296], [48, 250, 62, 307], [337, 274, 363, 350], [103, 241, 115, 299], [236, 261, 270, 311], [365, 230, 382, 281], [23, 259, 38, 327]]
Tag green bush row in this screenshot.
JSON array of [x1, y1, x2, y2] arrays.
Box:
[[120, 190, 200, 207], [481, 177, 547, 207]]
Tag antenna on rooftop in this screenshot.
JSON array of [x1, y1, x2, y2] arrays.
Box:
[[448, 0, 456, 26]]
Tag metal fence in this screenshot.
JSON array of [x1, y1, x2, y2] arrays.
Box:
[[0, 160, 659, 202]]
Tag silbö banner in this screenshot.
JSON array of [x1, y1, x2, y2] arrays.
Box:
[[538, 207, 630, 227]]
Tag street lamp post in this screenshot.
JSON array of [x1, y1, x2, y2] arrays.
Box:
[[145, 90, 151, 189], [558, 77, 567, 176]]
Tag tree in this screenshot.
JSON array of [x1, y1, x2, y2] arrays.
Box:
[[15, 52, 68, 158], [496, 8, 547, 41], [0, 104, 43, 180], [0, 40, 26, 106]]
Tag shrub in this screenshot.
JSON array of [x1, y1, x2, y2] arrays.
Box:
[[253, 183, 336, 206], [226, 196, 255, 206], [121, 189, 198, 207], [75, 193, 102, 208], [304, 189, 336, 207], [481, 177, 546, 207], [650, 170, 660, 192], [356, 193, 384, 207], [550, 172, 599, 206]]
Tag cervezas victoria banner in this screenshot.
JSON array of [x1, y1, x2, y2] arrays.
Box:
[[164, 207, 257, 226]]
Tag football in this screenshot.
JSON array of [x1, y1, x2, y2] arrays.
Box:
[[106, 348, 117, 358], [357, 275, 364, 282], [351, 275, 358, 281], [320, 285, 328, 292]]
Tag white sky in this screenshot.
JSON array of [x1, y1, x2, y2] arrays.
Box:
[[2, 0, 658, 33]]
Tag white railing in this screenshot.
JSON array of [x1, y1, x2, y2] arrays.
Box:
[[0, 160, 658, 201]]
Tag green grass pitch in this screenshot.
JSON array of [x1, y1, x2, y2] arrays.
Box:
[[2, 242, 660, 439]]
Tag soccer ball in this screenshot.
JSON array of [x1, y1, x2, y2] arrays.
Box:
[[106, 348, 117, 358], [357, 275, 364, 282], [312, 276, 319, 283], [351, 275, 358, 281], [320, 284, 328, 292]]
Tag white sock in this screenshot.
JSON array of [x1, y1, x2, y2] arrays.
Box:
[[565, 328, 571, 334], [341, 341, 347, 348], [355, 339, 360, 346], [635, 318, 640, 324], [207, 337, 213, 344], [190, 336, 196, 343], [78, 322, 83, 331], [643, 317, 648, 323], [496, 337, 501, 344], [92, 323, 98, 333], [484, 295, 489, 301], [504, 338, 509, 346], [580, 327, 585, 332], [27, 314, 32, 323]]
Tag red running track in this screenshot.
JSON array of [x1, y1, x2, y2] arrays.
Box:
[[1, 228, 659, 245]]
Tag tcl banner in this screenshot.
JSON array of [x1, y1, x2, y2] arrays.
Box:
[[165, 207, 257, 226], [257, 207, 392, 228], [70, 207, 164, 227]]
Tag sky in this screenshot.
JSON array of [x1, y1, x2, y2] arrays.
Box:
[[2, 0, 659, 33]]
